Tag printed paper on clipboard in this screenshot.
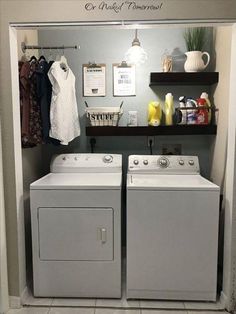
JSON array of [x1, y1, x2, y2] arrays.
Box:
[[113, 63, 135, 96], [83, 63, 106, 96]]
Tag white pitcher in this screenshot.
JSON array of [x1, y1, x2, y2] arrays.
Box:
[[184, 51, 210, 72]]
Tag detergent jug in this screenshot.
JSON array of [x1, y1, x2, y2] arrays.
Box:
[[164, 93, 174, 126], [200, 92, 212, 123], [148, 101, 162, 126], [177, 96, 187, 125]]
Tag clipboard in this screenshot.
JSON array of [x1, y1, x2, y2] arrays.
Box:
[[113, 61, 136, 96], [83, 62, 106, 97]]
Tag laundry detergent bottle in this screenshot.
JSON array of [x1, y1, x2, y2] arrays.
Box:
[[178, 96, 187, 125], [164, 93, 174, 126], [201, 92, 212, 123], [148, 101, 162, 126]]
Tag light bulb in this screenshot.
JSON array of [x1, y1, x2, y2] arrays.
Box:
[[124, 29, 147, 65], [125, 45, 147, 65]]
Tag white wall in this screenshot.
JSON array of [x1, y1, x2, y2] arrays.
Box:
[[211, 27, 232, 191], [222, 24, 236, 310], [0, 118, 9, 314]]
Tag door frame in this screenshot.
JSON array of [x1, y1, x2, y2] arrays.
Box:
[[0, 117, 9, 314]]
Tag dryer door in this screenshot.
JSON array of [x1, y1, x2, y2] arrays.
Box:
[[38, 207, 113, 261]]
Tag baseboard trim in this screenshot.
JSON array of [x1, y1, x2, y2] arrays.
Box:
[[20, 285, 30, 304], [9, 296, 21, 309], [220, 291, 227, 309]]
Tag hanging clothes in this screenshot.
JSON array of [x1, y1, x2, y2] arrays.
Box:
[[48, 61, 80, 145], [28, 59, 43, 145], [19, 60, 35, 147], [36, 59, 59, 144]]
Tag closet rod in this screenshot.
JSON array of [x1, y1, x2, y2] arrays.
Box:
[[21, 42, 78, 53]]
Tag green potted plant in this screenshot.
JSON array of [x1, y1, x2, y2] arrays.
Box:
[[183, 27, 210, 72]]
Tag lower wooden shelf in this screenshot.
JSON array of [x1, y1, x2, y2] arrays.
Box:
[[86, 125, 217, 136]]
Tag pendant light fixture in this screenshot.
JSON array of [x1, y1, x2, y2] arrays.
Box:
[[125, 29, 147, 65]]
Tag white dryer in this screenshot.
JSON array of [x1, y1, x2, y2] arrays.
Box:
[[30, 153, 122, 298], [126, 155, 219, 301]]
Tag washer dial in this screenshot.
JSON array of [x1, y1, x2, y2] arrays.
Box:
[[159, 157, 169, 168], [103, 155, 113, 163]]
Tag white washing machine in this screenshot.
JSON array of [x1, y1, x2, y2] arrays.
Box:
[[126, 155, 220, 301], [30, 153, 122, 298]]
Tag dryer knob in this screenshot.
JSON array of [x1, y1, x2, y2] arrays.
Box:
[[103, 155, 113, 163], [143, 160, 148, 165], [179, 160, 184, 166], [62, 156, 66, 161], [189, 160, 194, 166], [133, 159, 139, 165]]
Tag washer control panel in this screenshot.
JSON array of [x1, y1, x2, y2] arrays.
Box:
[[51, 154, 122, 173], [129, 155, 200, 174]]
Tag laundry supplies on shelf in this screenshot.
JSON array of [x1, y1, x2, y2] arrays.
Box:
[[148, 101, 162, 126], [164, 93, 174, 126], [85, 101, 123, 126]]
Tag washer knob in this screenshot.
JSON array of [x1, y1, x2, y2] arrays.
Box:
[[143, 160, 148, 165], [189, 160, 194, 166], [133, 159, 139, 165], [74, 157, 78, 161], [62, 156, 66, 161], [103, 155, 113, 163], [179, 160, 184, 166], [159, 157, 168, 168]]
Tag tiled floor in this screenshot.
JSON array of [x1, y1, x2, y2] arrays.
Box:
[[19, 269, 225, 314], [22, 289, 225, 311], [15, 292, 226, 314]]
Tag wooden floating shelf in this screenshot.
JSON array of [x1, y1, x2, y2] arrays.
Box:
[[86, 125, 217, 136], [149, 72, 219, 86]]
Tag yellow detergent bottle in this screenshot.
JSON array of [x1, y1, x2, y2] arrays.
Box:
[[148, 101, 162, 126], [201, 92, 211, 123], [165, 93, 174, 125]]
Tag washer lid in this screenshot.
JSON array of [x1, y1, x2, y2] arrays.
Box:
[[127, 174, 219, 191], [30, 172, 122, 190]]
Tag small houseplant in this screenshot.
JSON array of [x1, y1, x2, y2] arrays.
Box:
[[183, 27, 210, 72]]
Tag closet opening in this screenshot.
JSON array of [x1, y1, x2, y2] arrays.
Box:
[[8, 21, 236, 311]]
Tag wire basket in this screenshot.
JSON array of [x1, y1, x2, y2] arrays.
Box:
[[85, 106, 123, 126]]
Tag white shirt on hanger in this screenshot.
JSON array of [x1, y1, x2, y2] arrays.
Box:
[[48, 61, 80, 145]]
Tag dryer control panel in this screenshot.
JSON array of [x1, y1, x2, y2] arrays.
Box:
[[51, 154, 122, 173], [128, 155, 200, 174]]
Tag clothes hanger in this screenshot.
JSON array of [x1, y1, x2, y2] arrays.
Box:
[[60, 46, 68, 71], [29, 55, 37, 62]]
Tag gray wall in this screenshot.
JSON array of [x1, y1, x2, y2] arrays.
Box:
[[39, 27, 213, 178]]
